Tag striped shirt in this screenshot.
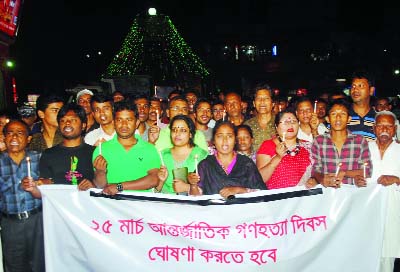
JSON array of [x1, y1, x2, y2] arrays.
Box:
[[311, 131, 372, 184], [348, 107, 376, 141], [0, 150, 42, 214]]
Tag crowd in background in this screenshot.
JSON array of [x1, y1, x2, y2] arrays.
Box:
[[1, 69, 400, 271]]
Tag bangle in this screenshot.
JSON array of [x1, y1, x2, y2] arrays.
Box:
[[116, 183, 123, 192], [153, 187, 161, 193]]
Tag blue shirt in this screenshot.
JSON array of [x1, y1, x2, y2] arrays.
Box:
[[348, 107, 376, 141], [0, 150, 42, 214]]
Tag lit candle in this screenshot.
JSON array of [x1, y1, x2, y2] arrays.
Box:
[[26, 157, 31, 178], [282, 132, 286, 142], [156, 110, 160, 127], [335, 162, 342, 177], [222, 110, 226, 121], [314, 100, 318, 113], [194, 154, 199, 174], [279, 104, 282, 112], [363, 162, 368, 178], [154, 85, 157, 97], [158, 150, 165, 166], [98, 140, 102, 155]]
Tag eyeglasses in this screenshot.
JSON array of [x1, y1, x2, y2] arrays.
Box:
[[171, 128, 189, 133], [279, 119, 298, 125]]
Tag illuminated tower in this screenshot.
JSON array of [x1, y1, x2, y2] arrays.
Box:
[[103, 8, 209, 86]]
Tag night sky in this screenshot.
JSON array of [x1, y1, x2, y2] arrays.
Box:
[[10, 1, 399, 96]]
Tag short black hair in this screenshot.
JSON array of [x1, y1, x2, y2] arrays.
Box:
[[113, 100, 138, 119], [57, 104, 87, 125], [235, 124, 253, 138], [3, 119, 30, 136], [91, 93, 114, 109], [168, 95, 188, 108], [350, 69, 375, 86], [253, 82, 272, 99], [193, 97, 211, 113], [36, 94, 64, 113], [327, 98, 351, 114]]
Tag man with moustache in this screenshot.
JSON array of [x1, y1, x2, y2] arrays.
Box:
[[133, 95, 151, 141], [193, 98, 213, 143], [33, 104, 95, 189], [367, 111, 400, 185], [311, 98, 372, 188], [76, 89, 99, 134], [0, 120, 45, 271], [92, 101, 161, 194], [348, 70, 377, 141]]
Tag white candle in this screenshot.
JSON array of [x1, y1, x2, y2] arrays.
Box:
[[222, 110, 226, 121], [98, 140, 102, 155], [154, 85, 157, 97], [282, 132, 286, 142], [26, 157, 31, 178], [194, 154, 199, 174], [158, 150, 165, 166], [363, 162, 368, 178], [279, 104, 282, 112], [314, 100, 318, 113], [335, 162, 342, 177]]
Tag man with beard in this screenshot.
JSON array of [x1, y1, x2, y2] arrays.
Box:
[[193, 98, 213, 143], [84, 94, 115, 146], [33, 104, 95, 189], [311, 98, 372, 187]]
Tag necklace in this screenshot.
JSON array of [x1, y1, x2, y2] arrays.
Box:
[[279, 136, 301, 156], [286, 144, 300, 156]]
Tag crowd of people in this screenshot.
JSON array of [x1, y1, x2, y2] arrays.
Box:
[[0, 69, 400, 271]]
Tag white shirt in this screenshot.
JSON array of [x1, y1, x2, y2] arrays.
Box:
[[297, 127, 313, 142], [368, 140, 400, 183], [84, 126, 116, 146]]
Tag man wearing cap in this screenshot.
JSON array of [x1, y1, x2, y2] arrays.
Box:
[[76, 89, 99, 134], [17, 104, 40, 135]]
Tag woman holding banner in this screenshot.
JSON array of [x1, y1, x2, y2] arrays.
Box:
[[156, 115, 207, 194], [256, 109, 315, 189], [188, 121, 266, 198]]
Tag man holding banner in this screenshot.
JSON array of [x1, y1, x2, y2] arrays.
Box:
[[0, 120, 45, 272], [311, 98, 372, 187], [92, 101, 161, 194]]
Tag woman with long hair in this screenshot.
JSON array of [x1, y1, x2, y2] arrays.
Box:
[[156, 115, 208, 194], [188, 121, 266, 198]]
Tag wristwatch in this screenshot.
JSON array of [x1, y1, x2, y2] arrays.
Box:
[[116, 183, 123, 192]]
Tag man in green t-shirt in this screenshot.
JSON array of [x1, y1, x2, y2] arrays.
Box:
[[93, 101, 161, 194]]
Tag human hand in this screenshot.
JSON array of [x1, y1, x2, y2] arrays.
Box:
[[219, 186, 246, 199], [310, 113, 319, 130], [78, 179, 95, 191], [148, 125, 160, 144], [353, 175, 367, 187], [21, 176, 37, 192], [157, 165, 168, 183], [173, 179, 190, 194], [102, 184, 119, 195], [275, 142, 287, 158], [305, 178, 318, 189], [187, 172, 200, 185], [378, 175, 399, 186], [93, 155, 107, 172]]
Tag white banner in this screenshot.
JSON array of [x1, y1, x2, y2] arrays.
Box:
[[40, 184, 400, 272]]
